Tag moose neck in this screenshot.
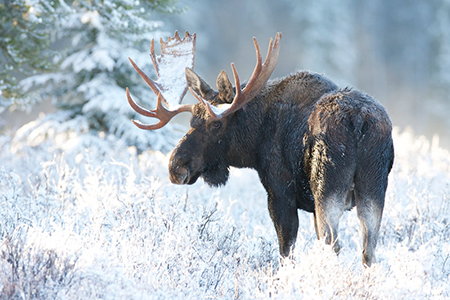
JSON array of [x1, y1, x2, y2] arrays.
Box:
[[225, 87, 275, 170]]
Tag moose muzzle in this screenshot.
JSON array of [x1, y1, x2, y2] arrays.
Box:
[[169, 162, 190, 185]]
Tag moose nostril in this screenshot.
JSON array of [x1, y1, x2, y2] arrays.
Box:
[[169, 165, 190, 185]]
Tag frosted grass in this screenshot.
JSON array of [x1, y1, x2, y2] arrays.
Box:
[[0, 127, 449, 299]]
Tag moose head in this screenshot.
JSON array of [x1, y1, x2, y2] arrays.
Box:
[[127, 31, 281, 187]]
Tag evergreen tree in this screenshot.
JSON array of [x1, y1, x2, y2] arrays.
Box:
[[2, 0, 185, 152], [0, 0, 61, 109]]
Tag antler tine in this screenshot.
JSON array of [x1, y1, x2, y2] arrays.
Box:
[[230, 33, 281, 113], [197, 33, 281, 120], [189, 87, 222, 119], [231, 63, 241, 100], [174, 30, 181, 41], [240, 33, 281, 102], [206, 61, 243, 119], [149, 39, 160, 79], [127, 88, 192, 130], [243, 37, 263, 91], [126, 87, 155, 117], [128, 57, 168, 106]]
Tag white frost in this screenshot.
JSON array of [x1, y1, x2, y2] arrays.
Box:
[[0, 127, 449, 299], [154, 41, 195, 107]]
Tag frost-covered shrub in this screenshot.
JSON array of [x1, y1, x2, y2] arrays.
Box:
[[0, 127, 449, 299]]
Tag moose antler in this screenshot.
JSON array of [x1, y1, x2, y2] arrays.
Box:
[[126, 89, 192, 130], [190, 32, 282, 119], [126, 31, 196, 130]]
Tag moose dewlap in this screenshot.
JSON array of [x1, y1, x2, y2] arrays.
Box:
[[126, 31, 394, 267]]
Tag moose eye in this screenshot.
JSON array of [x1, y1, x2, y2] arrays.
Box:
[[213, 121, 222, 129]]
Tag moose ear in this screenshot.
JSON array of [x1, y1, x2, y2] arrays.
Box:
[[216, 70, 234, 104], [185, 67, 214, 99]]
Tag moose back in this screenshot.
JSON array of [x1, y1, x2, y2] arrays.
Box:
[[126, 32, 394, 267]]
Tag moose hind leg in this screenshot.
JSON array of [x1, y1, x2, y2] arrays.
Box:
[[314, 196, 345, 254], [355, 193, 383, 267], [354, 136, 393, 267]]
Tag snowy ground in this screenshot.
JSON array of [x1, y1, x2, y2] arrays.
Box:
[[0, 126, 449, 299]]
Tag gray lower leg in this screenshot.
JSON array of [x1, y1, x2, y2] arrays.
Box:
[[314, 199, 344, 254], [357, 200, 383, 267]]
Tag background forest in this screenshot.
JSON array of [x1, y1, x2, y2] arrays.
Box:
[[157, 0, 450, 149], [4, 0, 450, 149], [1, 0, 450, 299]]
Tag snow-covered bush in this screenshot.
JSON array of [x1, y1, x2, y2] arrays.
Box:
[[0, 126, 449, 299]]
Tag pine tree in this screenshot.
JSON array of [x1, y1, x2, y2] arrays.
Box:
[[0, 0, 60, 109], [2, 0, 185, 152]]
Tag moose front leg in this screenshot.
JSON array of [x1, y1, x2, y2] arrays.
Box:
[[267, 194, 299, 257]]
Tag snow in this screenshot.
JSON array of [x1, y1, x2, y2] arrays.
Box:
[[0, 127, 449, 299], [154, 39, 195, 107]]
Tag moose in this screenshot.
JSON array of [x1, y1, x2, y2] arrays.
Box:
[[126, 31, 394, 267]]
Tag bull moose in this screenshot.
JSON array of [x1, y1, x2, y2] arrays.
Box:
[[126, 31, 394, 267]]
